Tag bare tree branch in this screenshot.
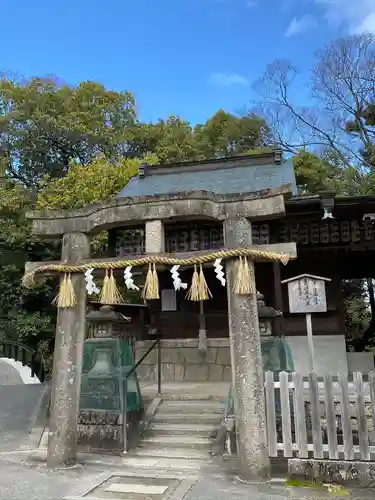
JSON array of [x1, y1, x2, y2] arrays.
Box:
[[251, 34, 375, 169]]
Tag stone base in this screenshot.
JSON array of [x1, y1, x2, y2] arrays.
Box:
[[77, 409, 142, 453], [135, 338, 231, 382], [288, 458, 375, 488]]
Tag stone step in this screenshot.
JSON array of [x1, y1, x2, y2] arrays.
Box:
[[147, 422, 217, 437], [158, 401, 225, 414], [153, 412, 222, 425], [156, 393, 225, 402], [140, 435, 213, 450], [131, 446, 209, 460]]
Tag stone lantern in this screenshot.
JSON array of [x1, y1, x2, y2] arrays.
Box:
[[257, 292, 282, 336], [79, 305, 142, 452], [86, 304, 131, 339], [257, 292, 293, 373]]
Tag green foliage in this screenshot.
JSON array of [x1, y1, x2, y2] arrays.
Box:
[[0, 182, 56, 345], [0, 76, 136, 186], [36, 155, 158, 210], [344, 294, 371, 350], [293, 151, 345, 194], [345, 99, 375, 167], [194, 110, 272, 159], [127, 110, 271, 163], [37, 155, 158, 257], [149, 117, 199, 163]]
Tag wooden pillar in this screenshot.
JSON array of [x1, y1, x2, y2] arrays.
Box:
[[47, 232, 90, 468], [223, 218, 270, 481]]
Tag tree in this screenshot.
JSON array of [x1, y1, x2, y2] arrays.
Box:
[[37, 155, 158, 211], [342, 279, 372, 352], [0, 76, 136, 186], [346, 99, 375, 167], [126, 110, 272, 163], [37, 154, 158, 256], [195, 110, 272, 158], [0, 182, 57, 346], [126, 116, 200, 163], [292, 150, 345, 194], [252, 34, 375, 171], [251, 34, 375, 350]]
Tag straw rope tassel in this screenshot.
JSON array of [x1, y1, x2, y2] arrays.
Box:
[[186, 265, 200, 301], [198, 264, 212, 301], [52, 273, 77, 308], [151, 263, 159, 299], [142, 264, 152, 299], [142, 263, 159, 300], [233, 257, 243, 295], [100, 270, 111, 304], [233, 256, 255, 295], [107, 269, 123, 304], [243, 257, 256, 294]]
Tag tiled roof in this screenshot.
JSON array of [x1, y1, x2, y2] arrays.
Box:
[[117, 152, 297, 198]]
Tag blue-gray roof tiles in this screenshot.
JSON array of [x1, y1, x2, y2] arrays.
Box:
[[117, 153, 297, 199]]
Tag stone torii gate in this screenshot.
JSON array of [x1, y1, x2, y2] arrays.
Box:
[[24, 187, 296, 480]]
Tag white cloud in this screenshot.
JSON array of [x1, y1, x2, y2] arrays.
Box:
[[285, 14, 316, 37], [355, 12, 375, 34], [314, 0, 375, 34], [209, 72, 249, 87]]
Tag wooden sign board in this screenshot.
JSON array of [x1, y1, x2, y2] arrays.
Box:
[[161, 289, 177, 312], [281, 274, 331, 314]]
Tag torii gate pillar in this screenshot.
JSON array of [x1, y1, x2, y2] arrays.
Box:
[[47, 232, 90, 468], [224, 217, 270, 481]]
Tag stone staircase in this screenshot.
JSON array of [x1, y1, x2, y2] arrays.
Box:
[[124, 397, 225, 470], [36, 390, 227, 500]]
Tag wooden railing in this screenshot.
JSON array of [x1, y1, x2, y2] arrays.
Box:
[[265, 371, 375, 461]]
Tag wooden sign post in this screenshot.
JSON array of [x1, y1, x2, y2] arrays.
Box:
[[281, 274, 331, 372]]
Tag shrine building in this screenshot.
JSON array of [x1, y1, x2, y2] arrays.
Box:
[[27, 149, 375, 381], [103, 149, 373, 378], [24, 148, 375, 473]]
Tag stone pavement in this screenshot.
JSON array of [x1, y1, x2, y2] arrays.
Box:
[[0, 380, 374, 499], [0, 452, 108, 500], [0, 383, 48, 453], [0, 450, 374, 500]]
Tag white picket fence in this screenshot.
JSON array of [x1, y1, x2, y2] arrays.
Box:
[[264, 371, 375, 461]]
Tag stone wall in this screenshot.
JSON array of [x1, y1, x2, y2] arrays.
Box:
[[285, 335, 348, 374], [135, 336, 353, 382], [347, 352, 375, 373], [288, 459, 375, 488], [135, 338, 231, 382]]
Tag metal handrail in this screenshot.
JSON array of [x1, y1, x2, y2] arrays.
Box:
[[123, 337, 161, 451], [0, 340, 46, 383]]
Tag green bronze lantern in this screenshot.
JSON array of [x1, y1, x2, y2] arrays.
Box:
[[79, 305, 143, 452]]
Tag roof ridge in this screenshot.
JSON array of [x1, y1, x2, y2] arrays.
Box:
[[141, 150, 284, 177], [117, 153, 297, 199]]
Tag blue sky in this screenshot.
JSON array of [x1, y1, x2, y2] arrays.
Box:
[[1, 0, 375, 124]]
